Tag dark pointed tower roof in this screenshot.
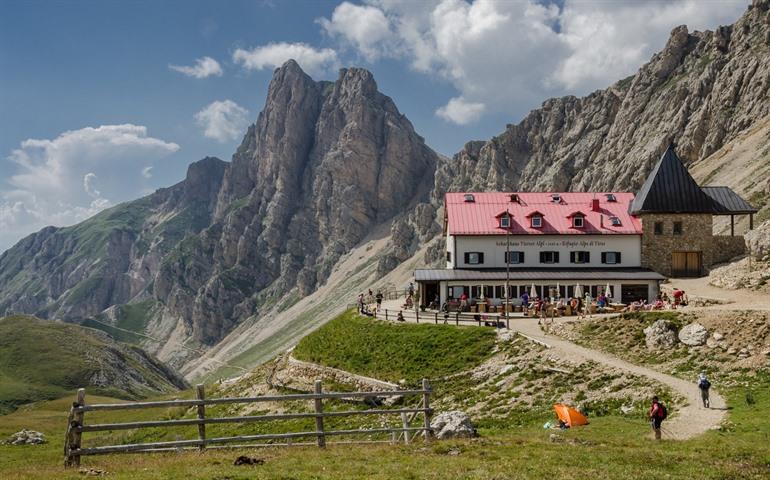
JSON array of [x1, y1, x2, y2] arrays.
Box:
[[629, 144, 716, 214]]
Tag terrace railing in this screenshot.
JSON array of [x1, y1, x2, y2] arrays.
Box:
[[63, 379, 433, 467]]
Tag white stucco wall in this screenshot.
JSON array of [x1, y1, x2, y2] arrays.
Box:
[[452, 234, 641, 269]]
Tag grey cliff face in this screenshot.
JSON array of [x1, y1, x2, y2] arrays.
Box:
[[156, 60, 439, 345]]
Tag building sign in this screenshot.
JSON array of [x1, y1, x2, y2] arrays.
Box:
[[495, 239, 607, 248]]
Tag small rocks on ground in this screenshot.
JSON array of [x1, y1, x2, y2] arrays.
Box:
[[4, 430, 46, 445], [78, 467, 108, 476]]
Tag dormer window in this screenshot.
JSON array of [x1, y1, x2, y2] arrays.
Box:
[[500, 215, 511, 228], [463, 194, 475, 203], [610, 216, 621, 226], [605, 193, 617, 202], [531, 216, 542, 228], [573, 216, 584, 228], [551, 194, 561, 203]]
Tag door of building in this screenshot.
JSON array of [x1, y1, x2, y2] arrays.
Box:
[[671, 251, 702, 277]]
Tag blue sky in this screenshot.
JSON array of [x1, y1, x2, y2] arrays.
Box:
[[0, 0, 748, 251]]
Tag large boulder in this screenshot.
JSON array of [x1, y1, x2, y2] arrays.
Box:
[[643, 320, 678, 349], [745, 220, 770, 261], [678, 322, 708, 346], [431, 411, 477, 440]]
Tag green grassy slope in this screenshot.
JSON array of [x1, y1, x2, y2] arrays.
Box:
[[292, 310, 497, 384], [0, 316, 186, 414]]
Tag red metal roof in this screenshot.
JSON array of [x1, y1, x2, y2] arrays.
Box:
[[445, 192, 642, 235]]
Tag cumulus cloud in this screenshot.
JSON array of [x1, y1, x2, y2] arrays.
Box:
[[436, 97, 485, 125], [318, 2, 393, 61], [194, 99, 250, 143], [232, 42, 339, 77], [0, 125, 179, 251], [318, 0, 748, 124], [169, 56, 223, 78]]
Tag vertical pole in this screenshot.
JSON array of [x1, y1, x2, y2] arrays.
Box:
[[730, 215, 735, 237], [196, 384, 206, 452], [66, 389, 86, 467], [401, 412, 410, 445], [416, 309, 419, 323], [314, 380, 326, 448], [750, 213, 754, 230], [434, 312, 438, 324], [505, 210, 511, 330], [422, 379, 432, 441], [385, 310, 389, 321]]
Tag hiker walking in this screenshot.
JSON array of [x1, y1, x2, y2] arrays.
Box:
[[407, 282, 415, 297], [698, 373, 711, 408], [357, 293, 364, 313], [648, 396, 667, 440], [375, 290, 384, 311]]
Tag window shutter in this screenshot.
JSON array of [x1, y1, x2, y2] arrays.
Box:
[[616, 252, 621, 263], [554, 252, 559, 263], [539, 252, 545, 263], [601, 252, 607, 264], [570, 252, 575, 263], [478, 252, 484, 264], [464, 252, 470, 264], [520, 252, 524, 263], [585, 252, 590, 263], [504, 251, 508, 263]]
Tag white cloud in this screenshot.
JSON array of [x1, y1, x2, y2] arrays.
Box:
[[0, 125, 179, 251], [169, 56, 223, 78], [232, 42, 339, 77], [141, 166, 153, 179], [436, 97, 485, 125], [318, 2, 393, 61], [194, 100, 250, 143], [319, 0, 748, 124]]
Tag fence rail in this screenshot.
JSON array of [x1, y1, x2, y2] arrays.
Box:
[[372, 308, 511, 329], [63, 379, 433, 467]]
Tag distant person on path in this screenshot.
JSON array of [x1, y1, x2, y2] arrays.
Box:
[[521, 291, 530, 314], [407, 282, 415, 297], [698, 373, 711, 408], [357, 293, 364, 313], [584, 292, 593, 318], [396, 310, 405, 322], [375, 290, 383, 310], [460, 292, 469, 311], [648, 396, 667, 440]]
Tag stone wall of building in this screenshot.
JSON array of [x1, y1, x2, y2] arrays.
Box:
[[710, 235, 746, 266], [639, 213, 713, 277]]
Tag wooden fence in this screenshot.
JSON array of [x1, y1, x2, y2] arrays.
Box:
[[64, 379, 433, 467], [373, 308, 511, 329]]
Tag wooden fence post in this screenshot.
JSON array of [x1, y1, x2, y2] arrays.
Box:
[[422, 379, 432, 441], [416, 309, 419, 323], [196, 384, 206, 452], [434, 312, 438, 324], [401, 412, 410, 445], [65, 388, 86, 467], [314, 380, 326, 448], [385, 309, 389, 321]]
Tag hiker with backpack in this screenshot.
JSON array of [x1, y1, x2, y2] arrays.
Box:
[[698, 373, 711, 408], [648, 396, 667, 440]]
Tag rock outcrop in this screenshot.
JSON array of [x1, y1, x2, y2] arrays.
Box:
[[4, 430, 46, 445], [678, 323, 709, 346], [644, 320, 678, 349]]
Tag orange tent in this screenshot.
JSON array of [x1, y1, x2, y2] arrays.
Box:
[[553, 404, 588, 427]]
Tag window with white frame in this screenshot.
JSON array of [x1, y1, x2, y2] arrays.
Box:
[[573, 216, 584, 228], [539, 251, 559, 264], [500, 215, 511, 228], [531, 216, 542, 228], [464, 252, 484, 265], [505, 251, 524, 264], [602, 252, 621, 264]]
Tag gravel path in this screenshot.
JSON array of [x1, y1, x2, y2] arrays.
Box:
[[511, 317, 727, 440]]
